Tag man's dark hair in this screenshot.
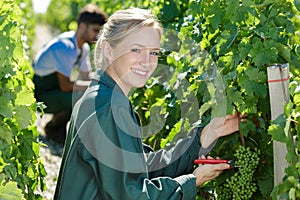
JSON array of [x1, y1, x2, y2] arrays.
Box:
[[77, 4, 108, 26]]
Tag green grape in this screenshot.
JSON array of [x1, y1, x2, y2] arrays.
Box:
[[216, 145, 260, 200]]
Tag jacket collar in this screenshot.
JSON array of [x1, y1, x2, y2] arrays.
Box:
[[91, 69, 125, 96]]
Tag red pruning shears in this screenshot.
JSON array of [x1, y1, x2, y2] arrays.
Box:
[[194, 159, 237, 170]]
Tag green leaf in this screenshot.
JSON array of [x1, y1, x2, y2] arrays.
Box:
[[268, 115, 288, 142], [211, 100, 227, 118], [239, 120, 256, 137], [31, 142, 40, 158], [142, 105, 166, 138], [208, 2, 223, 29], [0, 182, 23, 200], [199, 99, 215, 117], [0, 123, 12, 144], [277, 43, 291, 62], [15, 87, 35, 106], [14, 106, 32, 129], [285, 165, 299, 178], [19, 138, 35, 160], [226, 87, 243, 104], [264, 40, 279, 62], [27, 166, 35, 179], [225, 0, 247, 23], [0, 173, 5, 182], [38, 162, 47, 179], [161, 1, 180, 21], [295, 0, 300, 12], [0, 14, 8, 26], [279, 176, 299, 193], [238, 42, 252, 60], [248, 38, 278, 67], [244, 67, 266, 83], [293, 92, 300, 107], [242, 0, 255, 7], [257, 176, 274, 197], [12, 46, 23, 61], [0, 155, 8, 172], [0, 96, 13, 119], [242, 96, 258, 113], [161, 120, 182, 148]]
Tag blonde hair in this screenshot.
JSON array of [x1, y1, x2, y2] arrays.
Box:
[[94, 8, 163, 70]]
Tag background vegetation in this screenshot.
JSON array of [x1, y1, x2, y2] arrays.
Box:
[[45, 0, 300, 199], [1, 0, 299, 199], [0, 0, 46, 199]]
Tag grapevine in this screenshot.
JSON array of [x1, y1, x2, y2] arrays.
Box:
[[216, 145, 260, 200], [0, 0, 46, 199], [2, 0, 296, 199]]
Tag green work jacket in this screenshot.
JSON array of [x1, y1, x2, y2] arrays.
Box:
[[54, 70, 203, 200]]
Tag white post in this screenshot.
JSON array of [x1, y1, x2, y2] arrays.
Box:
[[267, 63, 289, 186]]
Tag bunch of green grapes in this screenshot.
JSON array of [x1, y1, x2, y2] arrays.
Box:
[[216, 145, 260, 200]]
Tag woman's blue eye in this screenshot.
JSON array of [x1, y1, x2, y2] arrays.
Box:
[[131, 48, 141, 53], [150, 52, 159, 56], [131, 48, 159, 56]]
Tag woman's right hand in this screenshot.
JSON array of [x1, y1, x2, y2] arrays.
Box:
[[192, 156, 230, 186]]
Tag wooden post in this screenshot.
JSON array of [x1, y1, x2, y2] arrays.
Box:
[[267, 63, 289, 186]]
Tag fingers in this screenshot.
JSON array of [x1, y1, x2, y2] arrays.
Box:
[[205, 162, 230, 171], [199, 155, 214, 160], [193, 162, 229, 186], [214, 163, 230, 171], [197, 155, 230, 170], [225, 112, 247, 122], [224, 111, 238, 120], [239, 113, 247, 123]]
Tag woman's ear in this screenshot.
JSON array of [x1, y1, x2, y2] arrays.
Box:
[[102, 41, 113, 63]]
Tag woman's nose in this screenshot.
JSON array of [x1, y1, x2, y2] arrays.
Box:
[[140, 50, 155, 66], [142, 50, 150, 63]]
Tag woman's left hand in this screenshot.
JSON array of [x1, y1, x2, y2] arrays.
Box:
[[200, 112, 244, 148]]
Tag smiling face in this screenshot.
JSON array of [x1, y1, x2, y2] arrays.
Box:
[[105, 27, 161, 95]]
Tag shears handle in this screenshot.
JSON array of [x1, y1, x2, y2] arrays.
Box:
[[194, 159, 230, 164]]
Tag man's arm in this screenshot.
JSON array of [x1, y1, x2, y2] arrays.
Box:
[[78, 71, 90, 80], [57, 72, 90, 92]]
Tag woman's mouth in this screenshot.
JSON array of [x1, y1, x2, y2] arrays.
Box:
[[131, 68, 147, 77]]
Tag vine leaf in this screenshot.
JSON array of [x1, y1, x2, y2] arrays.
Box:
[[0, 124, 12, 144], [245, 67, 266, 82], [277, 43, 291, 62], [0, 182, 23, 200], [295, 0, 300, 12], [293, 91, 300, 106], [15, 87, 35, 106], [268, 114, 288, 143], [257, 177, 274, 197], [285, 165, 298, 177], [14, 106, 32, 129], [0, 96, 13, 119]]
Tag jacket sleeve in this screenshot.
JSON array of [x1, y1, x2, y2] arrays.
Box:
[[145, 127, 202, 179]]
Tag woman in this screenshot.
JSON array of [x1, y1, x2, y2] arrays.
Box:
[[54, 8, 240, 200]]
